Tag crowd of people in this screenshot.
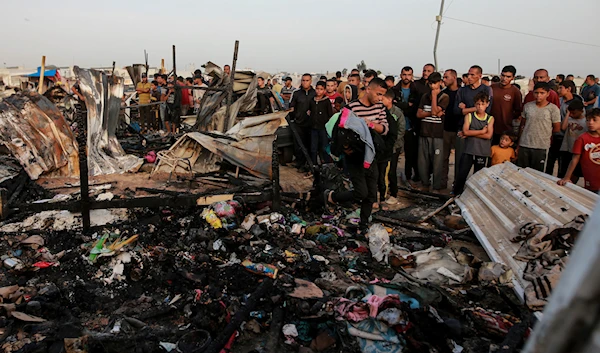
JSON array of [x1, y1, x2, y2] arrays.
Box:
[[135, 67, 220, 134], [283, 65, 600, 233]]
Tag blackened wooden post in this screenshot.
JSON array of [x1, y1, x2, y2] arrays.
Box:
[[272, 137, 281, 211], [172, 45, 176, 79], [224, 40, 239, 132], [77, 105, 91, 231]]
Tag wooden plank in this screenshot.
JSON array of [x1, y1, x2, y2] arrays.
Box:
[[196, 194, 233, 206]]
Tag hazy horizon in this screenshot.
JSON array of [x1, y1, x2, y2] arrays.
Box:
[[2, 0, 599, 77]]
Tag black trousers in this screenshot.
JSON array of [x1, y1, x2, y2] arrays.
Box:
[[545, 136, 564, 176], [404, 130, 419, 181], [454, 153, 488, 194], [517, 147, 547, 172], [389, 151, 401, 196], [139, 105, 151, 130], [332, 160, 378, 228], [293, 124, 311, 168]]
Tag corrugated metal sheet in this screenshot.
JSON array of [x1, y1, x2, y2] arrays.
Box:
[[0, 91, 79, 180], [456, 162, 598, 302]]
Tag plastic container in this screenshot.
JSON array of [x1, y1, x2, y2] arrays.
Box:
[[202, 209, 222, 229], [241, 259, 278, 279]]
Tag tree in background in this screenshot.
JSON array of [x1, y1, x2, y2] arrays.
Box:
[[356, 60, 367, 72]]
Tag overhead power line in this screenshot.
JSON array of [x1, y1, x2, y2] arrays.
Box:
[[444, 16, 600, 49], [442, 0, 454, 15]]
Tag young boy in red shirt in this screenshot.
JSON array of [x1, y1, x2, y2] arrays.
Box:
[[558, 108, 600, 193]]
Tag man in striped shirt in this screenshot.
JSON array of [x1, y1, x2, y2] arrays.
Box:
[[344, 77, 388, 231], [416, 72, 450, 191], [347, 77, 389, 136]]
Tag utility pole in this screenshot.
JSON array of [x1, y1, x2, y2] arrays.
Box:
[[433, 0, 445, 71]]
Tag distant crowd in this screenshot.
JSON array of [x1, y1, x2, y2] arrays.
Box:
[[134, 67, 231, 134], [279, 65, 599, 233]]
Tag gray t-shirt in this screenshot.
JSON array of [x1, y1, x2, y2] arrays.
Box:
[[560, 116, 588, 152], [520, 101, 561, 150]]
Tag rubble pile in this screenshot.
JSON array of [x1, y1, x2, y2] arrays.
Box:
[[0, 189, 546, 353]]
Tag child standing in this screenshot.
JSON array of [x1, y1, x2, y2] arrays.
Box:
[[490, 132, 516, 166], [309, 81, 334, 165], [558, 108, 600, 193], [558, 100, 587, 180], [453, 92, 494, 194], [375, 89, 401, 206], [383, 90, 406, 199], [165, 81, 180, 135], [517, 82, 561, 172], [416, 72, 449, 191]]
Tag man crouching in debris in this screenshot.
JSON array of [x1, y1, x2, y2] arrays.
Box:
[[325, 78, 388, 233]]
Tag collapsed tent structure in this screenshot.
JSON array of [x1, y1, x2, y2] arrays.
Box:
[[72, 66, 143, 176], [155, 112, 286, 179]]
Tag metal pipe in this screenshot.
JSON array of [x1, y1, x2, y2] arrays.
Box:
[[433, 0, 445, 71], [224, 40, 239, 132]]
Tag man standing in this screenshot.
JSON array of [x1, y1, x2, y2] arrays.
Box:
[[325, 79, 342, 112], [177, 77, 191, 116], [454, 65, 493, 182], [281, 77, 295, 109], [335, 71, 342, 85], [224, 65, 231, 76], [136, 73, 152, 132], [393, 66, 419, 182], [441, 69, 460, 190], [523, 69, 560, 106], [491, 65, 523, 145], [156, 74, 169, 130], [338, 69, 361, 95], [384, 76, 395, 89], [290, 74, 316, 171], [581, 75, 600, 113], [272, 78, 282, 95], [327, 78, 389, 232], [359, 70, 377, 99]]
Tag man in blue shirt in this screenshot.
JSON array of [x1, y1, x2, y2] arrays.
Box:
[[581, 75, 600, 113]]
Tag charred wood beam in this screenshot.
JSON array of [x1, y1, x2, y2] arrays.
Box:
[[75, 106, 91, 232], [284, 114, 314, 174], [11, 188, 271, 214], [272, 137, 281, 211], [372, 215, 450, 235], [224, 40, 239, 132], [203, 278, 273, 353]]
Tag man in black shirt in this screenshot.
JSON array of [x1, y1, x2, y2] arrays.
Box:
[[442, 69, 460, 190], [290, 73, 316, 171]]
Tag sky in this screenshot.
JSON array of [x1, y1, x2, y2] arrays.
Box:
[[2, 0, 600, 77]]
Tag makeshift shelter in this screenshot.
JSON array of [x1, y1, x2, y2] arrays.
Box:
[[154, 112, 287, 179], [26, 66, 62, 92]]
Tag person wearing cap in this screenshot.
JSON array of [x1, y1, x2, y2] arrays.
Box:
[[280, 77, 296, 109], [136, 73, 152, 133]]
